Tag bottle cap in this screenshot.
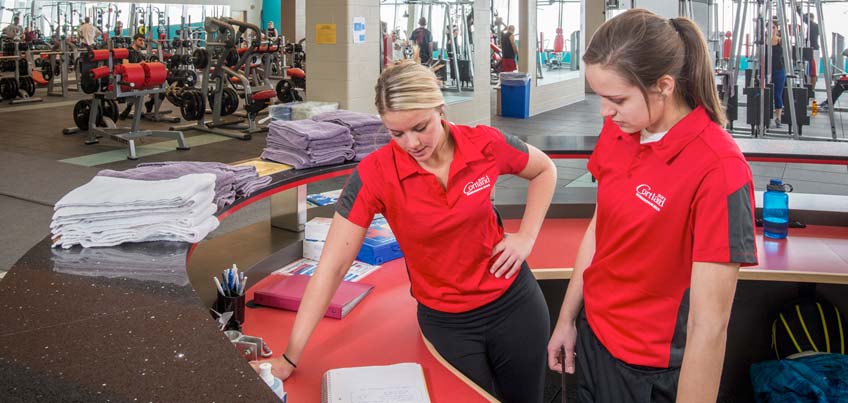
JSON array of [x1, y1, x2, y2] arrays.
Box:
[[259, 362, 274, 386], [767, 179, 793, 192]]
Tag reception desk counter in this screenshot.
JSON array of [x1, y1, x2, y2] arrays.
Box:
[[2, 136, 847, 402]]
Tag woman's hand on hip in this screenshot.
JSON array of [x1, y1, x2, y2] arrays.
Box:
[[490, 232, 533, 279], [547, 319, 578, 374]]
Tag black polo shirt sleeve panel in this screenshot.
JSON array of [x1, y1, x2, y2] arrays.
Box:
[[335, 167, 383, 229], [727, 183, 757, 264], [587, 119, 616, 181], [478, 126, 530, 175], [668, 288, 691, 368], [690, 157, 758, 266]]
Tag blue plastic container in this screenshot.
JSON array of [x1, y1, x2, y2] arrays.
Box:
[[500, 72, 531, 119], [356, 216, 403, 264], [763, 179, 793, 239]]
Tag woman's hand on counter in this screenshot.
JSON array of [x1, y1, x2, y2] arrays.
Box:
[[249, 356, 295, 381]]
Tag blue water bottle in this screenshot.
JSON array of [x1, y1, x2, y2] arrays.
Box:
[[763, 179, 793, 239]]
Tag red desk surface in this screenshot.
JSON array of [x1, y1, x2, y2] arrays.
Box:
[[242, 259, 494, 403], [243, 219, 848, 402]]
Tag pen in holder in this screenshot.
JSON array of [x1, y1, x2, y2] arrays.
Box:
[[212, 293, 245, 332]]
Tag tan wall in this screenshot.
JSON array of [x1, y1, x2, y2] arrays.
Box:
[[305, 0, 381, 114]]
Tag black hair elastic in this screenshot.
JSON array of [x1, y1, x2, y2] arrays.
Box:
[[282, 353, 297, 368]]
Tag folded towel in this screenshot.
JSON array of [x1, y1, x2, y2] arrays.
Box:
[[55, 174, 216, 210], [53, 216, 220, 249], [267, 120, 352, 149], [137, 161, 267, 197], [267, 134, 353, 153], [51, 173, 219, 248], [261, 147, 353, 169], [98, 165, 235, 210], [54, 203, 217, 234], [52, 187, 215, 222], [311, 110, 384, 129]]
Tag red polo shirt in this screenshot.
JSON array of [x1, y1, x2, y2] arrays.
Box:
[[336, 122, 530, 313], [585, 106, 758, 368]]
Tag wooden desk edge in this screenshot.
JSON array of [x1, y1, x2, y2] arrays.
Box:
[[530, 268, 848, 285], [421, 335, 501, 402]]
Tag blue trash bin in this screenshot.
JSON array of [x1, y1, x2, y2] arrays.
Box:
[[500, 72, 531, 119]]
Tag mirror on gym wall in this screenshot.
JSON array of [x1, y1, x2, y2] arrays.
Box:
[[536, 0, 582, 86], [380, 0, 474, 105], [10, 1, 229, 41]]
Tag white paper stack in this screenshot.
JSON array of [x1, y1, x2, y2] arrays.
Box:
[[50, 173, 220, 248]]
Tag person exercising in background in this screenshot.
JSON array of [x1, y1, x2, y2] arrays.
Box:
[[770, 19, 786, 129], [3, 16, 24, 41], [500, 25, 518, 72], [78, 17, 102, 47], [266, 21, 277, 39], [119, 34, 155, 119], [410, 17, 433, 64]]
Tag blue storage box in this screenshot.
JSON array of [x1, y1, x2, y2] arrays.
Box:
[[356, 216, 403, 265], [500, 72, 531, 119]]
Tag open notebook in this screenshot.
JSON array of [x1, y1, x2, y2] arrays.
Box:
[[322, 362, 431, 403]]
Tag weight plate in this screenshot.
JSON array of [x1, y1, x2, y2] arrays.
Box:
[[73, 100, 91, 130], [222, 87, 239, 116], [275, 79, 294, 103]]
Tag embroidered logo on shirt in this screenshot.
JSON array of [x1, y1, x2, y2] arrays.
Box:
[[635, 184, 667, 212], [463, 175, 491, 196]]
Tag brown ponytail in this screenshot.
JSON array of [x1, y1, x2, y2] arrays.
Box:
[[584, 9, 726, 126]]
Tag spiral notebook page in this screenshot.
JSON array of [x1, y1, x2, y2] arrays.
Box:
[[321, 362, 431, 403]]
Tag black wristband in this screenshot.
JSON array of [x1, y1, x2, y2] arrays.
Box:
[[282, 353, 297, 368]]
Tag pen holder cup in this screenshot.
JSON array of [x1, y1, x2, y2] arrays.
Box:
[[212, 294, 245, 331]]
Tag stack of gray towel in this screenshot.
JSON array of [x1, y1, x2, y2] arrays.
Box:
[[51, 173, 219, 249], [98, 161, 271, 210], [312, 110, 391, 161], [261, 120, 355, 169]]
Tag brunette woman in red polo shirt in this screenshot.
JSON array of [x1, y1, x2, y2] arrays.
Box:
[[547, 9, 757, 403], [253, 60, 557, 402]]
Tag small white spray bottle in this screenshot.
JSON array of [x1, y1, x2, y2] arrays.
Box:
[[259, 362, 287, 402]]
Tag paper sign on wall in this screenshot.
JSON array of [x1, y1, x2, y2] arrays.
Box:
[[316, 24, 337, 44], [353, 16, 366, 44]]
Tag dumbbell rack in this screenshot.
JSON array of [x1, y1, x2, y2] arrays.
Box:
[[0, 41, 43, 105], [170, 17, 254, 140], [62, 45, 189, 160], [170, 60, 252, 140]]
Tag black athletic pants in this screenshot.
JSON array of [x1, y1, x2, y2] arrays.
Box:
[[576, 311, 681, 403], [417, 263, 550, 403]]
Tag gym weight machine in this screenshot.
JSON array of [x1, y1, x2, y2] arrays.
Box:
[[62, 44, 189, 159]]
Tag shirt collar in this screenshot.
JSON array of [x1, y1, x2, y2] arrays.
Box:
[[644, 106, 712, 163], [393, 121, 485, 180]]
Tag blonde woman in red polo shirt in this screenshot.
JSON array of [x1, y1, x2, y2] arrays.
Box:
[[252, 60, 557, 402], [547, 9, 757, 403]]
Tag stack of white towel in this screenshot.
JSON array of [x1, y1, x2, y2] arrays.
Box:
[[51, 173, 220, 249]]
